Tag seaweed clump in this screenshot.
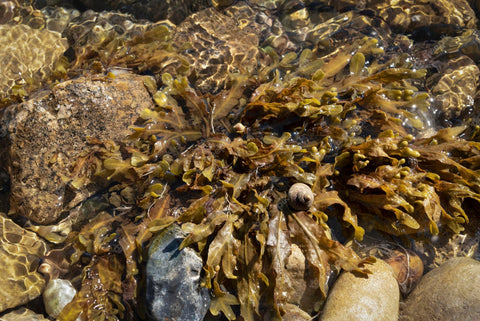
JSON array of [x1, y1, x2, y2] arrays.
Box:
[[43, 16, 480, 321]]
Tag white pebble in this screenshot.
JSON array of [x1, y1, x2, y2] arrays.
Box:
[[43, 278, 77, 318]]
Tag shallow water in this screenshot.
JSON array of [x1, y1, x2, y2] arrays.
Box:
[[1, 1, 480, 320]]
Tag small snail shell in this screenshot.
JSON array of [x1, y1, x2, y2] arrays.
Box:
[[287, 183, 314, 211], [233, 122, 246, 134]]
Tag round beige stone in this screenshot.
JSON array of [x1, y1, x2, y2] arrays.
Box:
[[320, 259, 400, 321], [400, 257, 480, 321]]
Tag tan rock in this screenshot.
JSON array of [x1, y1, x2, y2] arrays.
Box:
[[0, 213, 47, 312], [282, 303, 313, 321], [400, 257, 480, 321], [1, 73, 155, 224], [285, 243, 324, 313], [0, 307, 48, 321], [320, 259, 400, 321]]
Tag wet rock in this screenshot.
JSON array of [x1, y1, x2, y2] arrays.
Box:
[[0, 0, 77, 31], [0, 169, 9, 214], [0, 213, 47, 312], [0, 73, 155, 224], [320, 259, 400, 321], [326, 0, 364, 12], [282, 303, 313, 321], [400, 257, 480, 321], [0, 307, 48, 321], [172, 2, 295, 93], [248, 0, 283, 10], [471, 0, 480, 14], [41, 6, 80, 33], [43, 278, 76, 318], [146, 224, 210, 321], [65, 10, 155, 58], [285, 243, 324, 313], [434, 30, 479, 61], [263, 302, 313, 321]]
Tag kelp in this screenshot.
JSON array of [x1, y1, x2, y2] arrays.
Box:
[[245, 38, 430, 144], [154, 130, 374, 319], [66, 14, 191, 80], [333, 128, 480, 236], [55, 13, 480, 321], [57, 256, 125, 321]]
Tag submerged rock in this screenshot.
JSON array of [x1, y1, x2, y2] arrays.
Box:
[[0, 24, 67, 100], [430, 56, 479, 120], [0, 307, 48, 321], [146, 225, 210, 321], [325, 0, 476, 39], [400, 257, 480, 321], [372, 0, 476, 38], [43, 278, 76, 318], [172, 4, 260, 93], [0, 213, 47, 312], [285, 243, 324, 313], [282, 304, 313, 321], [77, 0, 211, 24], [320, 259, 400, 321], [0, 73, 155, 224]]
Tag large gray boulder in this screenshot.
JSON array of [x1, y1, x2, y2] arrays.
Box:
[[146, 224, 211, 321], [400, 257, 480, 321]]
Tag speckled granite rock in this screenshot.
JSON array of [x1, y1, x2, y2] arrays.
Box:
[[400, 257, 480, 321], [320, 259, 400, 321], [146, 225, 210, 321], [0, 73, 155, 224]]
